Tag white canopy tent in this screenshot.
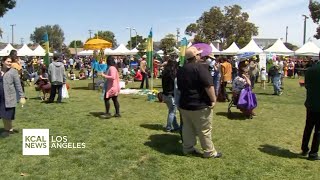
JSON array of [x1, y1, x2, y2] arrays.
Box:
[[264, 39, 293, 55], [221, 42, 240, 55], [210, 43, 220, 55], [32, 45, 53, 56], [104, 48, 113, 55], [238, 39, 263, 54], [78, 50, 94, 56], [0, 43, 16, 56], [17, 44, 34, 56], [110, 44, 131, 55], [295, 41, 320, 56], [128, 47, 139, 55]]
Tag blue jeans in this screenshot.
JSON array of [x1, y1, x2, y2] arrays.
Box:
[[212, 75, 220, 96], [163, 94, 179, 130], [272, 74, 281, 94]]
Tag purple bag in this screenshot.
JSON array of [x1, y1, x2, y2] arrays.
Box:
[[237, 87, 257, 110]]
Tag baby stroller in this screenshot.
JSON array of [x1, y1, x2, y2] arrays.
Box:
[[227, 86, 257, 119]]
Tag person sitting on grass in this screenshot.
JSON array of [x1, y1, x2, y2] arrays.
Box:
[[68, 69, 76, 80], [79, 68, 86, 80], [134, 68, 142, 82]]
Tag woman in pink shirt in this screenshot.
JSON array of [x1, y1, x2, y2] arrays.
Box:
[[100, 56, 121, 118]]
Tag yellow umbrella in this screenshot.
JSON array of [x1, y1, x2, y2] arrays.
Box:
[[84, 38, 112, 50]]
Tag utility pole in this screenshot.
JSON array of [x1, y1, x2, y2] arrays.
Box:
[[302, 15, 309, 44], [176, 28, 180, 45], [285, 26, 288, 43], [20, 38, 24, 45], [10, 24, 16, 45], [126, 27, 135, 50], [88, 29, 93, 38]]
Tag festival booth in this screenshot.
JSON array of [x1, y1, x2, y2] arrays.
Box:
[[210, 43, 221, 55], [0, 43, 16, 56], [264, 39, 294, 56], [238, 39, 265, 69], [17, 44, 34, 56], [295, 41, 320, 56], [78, 50, 94, 56], [129, 47, 139, 55], [108, 44, 131, 55], [221, 42, 240, 55], [32, 45, 53, 56]]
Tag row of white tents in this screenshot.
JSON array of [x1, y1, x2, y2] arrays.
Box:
[[78, 39, 320, 57], [1, 39, 318, 57], [0, 43, 53, 57]]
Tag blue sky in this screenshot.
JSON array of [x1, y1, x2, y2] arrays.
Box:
[[0, 0, 318, 47]]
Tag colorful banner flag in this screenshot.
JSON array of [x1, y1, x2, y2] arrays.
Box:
[[179, 37, 188, 67], [43, 33, 50, 67], [146, 29, 153, 69], [146, 28, 153, 90]]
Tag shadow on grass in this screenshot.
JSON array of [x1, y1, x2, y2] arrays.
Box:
[[140, 123, 163, 131], [144, 134, 183, 156], [216, 112, 248, 120], [89, 112, 105, 118], [72, 87, 90, 90], [258, 144, 302, 159], [254, 92, 274, 96]]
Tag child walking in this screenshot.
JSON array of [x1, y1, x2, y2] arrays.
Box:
[[260, 67, 267, 89]]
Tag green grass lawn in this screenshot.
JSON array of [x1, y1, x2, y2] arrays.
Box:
[[0, 77, 319, 179]]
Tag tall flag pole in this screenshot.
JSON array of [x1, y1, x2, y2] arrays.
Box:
[[147, 28, 153, 90], [179, 37, 188, 67], [43, 33, 50, 67]]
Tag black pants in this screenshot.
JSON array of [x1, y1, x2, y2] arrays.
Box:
[[301, 109, 320, 155], [221, 82, 229, 101], [250, 75, 256, 88], [104, 96, 120, 115], [140, 72, 149, 89], [49, 84, 63, 103]]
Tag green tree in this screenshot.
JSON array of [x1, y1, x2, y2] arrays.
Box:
[[30, 24, 65, 52], [127, 35, 144, 49], [159, 34, 176, 55], [0, 0, 16, 38], [136, 38, 147, 57], [69, 40, 83, 48], [94, 30, 117, 48], [309, 0, 320, 39], [185, 4, 258, 48]]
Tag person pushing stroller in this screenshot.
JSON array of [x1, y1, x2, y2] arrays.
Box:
[[231, 59, 257, 118]]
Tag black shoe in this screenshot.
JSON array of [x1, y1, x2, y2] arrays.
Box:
[[114, 114, 121, 118], [184, 149, 202, 156], [0, 131, 10, 138], [301, 151, 309, 156], [45, 100, 54, 104], [307, 154, 320, 160]]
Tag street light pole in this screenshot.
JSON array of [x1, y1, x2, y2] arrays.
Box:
[[126, 27, 135, 50], [302, 15, 309, 44], [10, 24, 16, 45]]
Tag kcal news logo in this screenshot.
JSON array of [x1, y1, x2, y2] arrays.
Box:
[[22, 129, 86, 156]]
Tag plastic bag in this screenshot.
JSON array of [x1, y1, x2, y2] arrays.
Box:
[[62, 84, 69, 99], [237, 87, 257, 110]]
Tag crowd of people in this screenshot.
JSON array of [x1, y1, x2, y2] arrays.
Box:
[[0, 47, 319, 161]]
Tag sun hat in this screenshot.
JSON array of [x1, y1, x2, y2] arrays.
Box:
[[142, 55, 147, 59], [185, 46, 203, 60], [208, 53, 215, 59]]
